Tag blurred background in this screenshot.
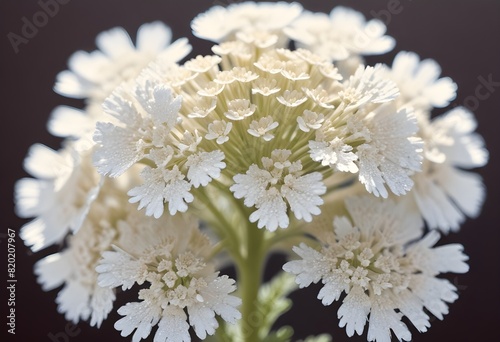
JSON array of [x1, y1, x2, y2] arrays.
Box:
[[1, 1, 499, 341]]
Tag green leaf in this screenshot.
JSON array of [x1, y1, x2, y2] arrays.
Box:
[[262, 326, 294, 342], [256, 271, 298, 338], [212, 271, 299, 341]]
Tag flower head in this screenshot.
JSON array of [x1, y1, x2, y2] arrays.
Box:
[[94, 35, 423, 229], [387, 51, 457, 111], [409, 107, 488, 232], [33, 179, 133, 327], [15, 144, 101, 251], [191, 1, 303, 44], [96, 213, 241, 341], [284, 196, 469, 341], [285, 6, 395, 61], [93, 81, 226, 218], [55, 21, 191, 102]]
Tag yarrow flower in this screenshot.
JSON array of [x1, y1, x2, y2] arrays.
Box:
[[230, 149, 326, 231], [34, 182, 122, 327], [383, 52, 488, 233], [386, 51, 457, 111], [15, 2, 489, 341], [94, 35, 422, 230], [15, 143, 100, 251], [55, 21, 191, 102], [93, 82, 226, 218], [285, 6, 395, 61], [284, 196, 469, 341], [408, 107, 488, 232], [96, 213, 241, 341], [191, 1, 303, 44]]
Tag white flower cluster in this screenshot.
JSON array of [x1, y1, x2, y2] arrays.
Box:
[[96, 214, 241, 342], [384, 51, 488, 233], [14, 2, 488, 342], [94, 32, 422, 231], [284, 196, 469, 341]]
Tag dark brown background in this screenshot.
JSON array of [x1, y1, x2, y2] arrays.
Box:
[[1, 1, 499, 341]]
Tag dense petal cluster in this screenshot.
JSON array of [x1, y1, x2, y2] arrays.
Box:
[[96, 214, 241, 341], [55, 21, 191, 102], [93, 82, 226, 217], [231, 149, 326, 231], [409, 107, 488, 232], [191, 1, 302, 43], [284, 196, 469, 341], [285, 6, 395, 61], [387, 51, 457, 110], [384, 51, 488, 232], [15, 2, 489, 341], [15, 144, 100, 251], [95, 34, 423, 228], [34, 180, 131, 327]]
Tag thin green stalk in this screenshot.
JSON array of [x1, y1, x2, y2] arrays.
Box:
[[237, 221, 265, 342]]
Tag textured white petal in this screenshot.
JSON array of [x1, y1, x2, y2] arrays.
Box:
[[413, 171, 463, 232], [186, 150, 226, 188], [191, 6, 239, 42], [93, 121, 144, 177], [128, 166, 193, 218], [407, 231, 469, 275], [318, 274, 349, 305], [410, 274, 458, 320], [115, 301, 161, 342], [231, 165, 272, 207], [90, 285, 116, 328], [163, 179, 194, 216], [20, 217, 67, 252], [282, 172, 326, 222], [249, 187, 288, 231], [154, 306, 190, 342], [337, 286, 370, 337], [423, 77, 458, 107], [128, 167, 168, 218], [156, 38, 192, 64], [367, 295, 411, 342], [392, 289, 430, 333], [135, 83, 181, 128], [309, 139, 359, 172], [283, 243, 328, 288], [188, 304, 217, 339], [96, 248, 145, 290], [202, 275, 241, 324], [357, 106, 422, 197]]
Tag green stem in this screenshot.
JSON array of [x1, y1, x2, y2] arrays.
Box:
[[238, 222, 265, 342]]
